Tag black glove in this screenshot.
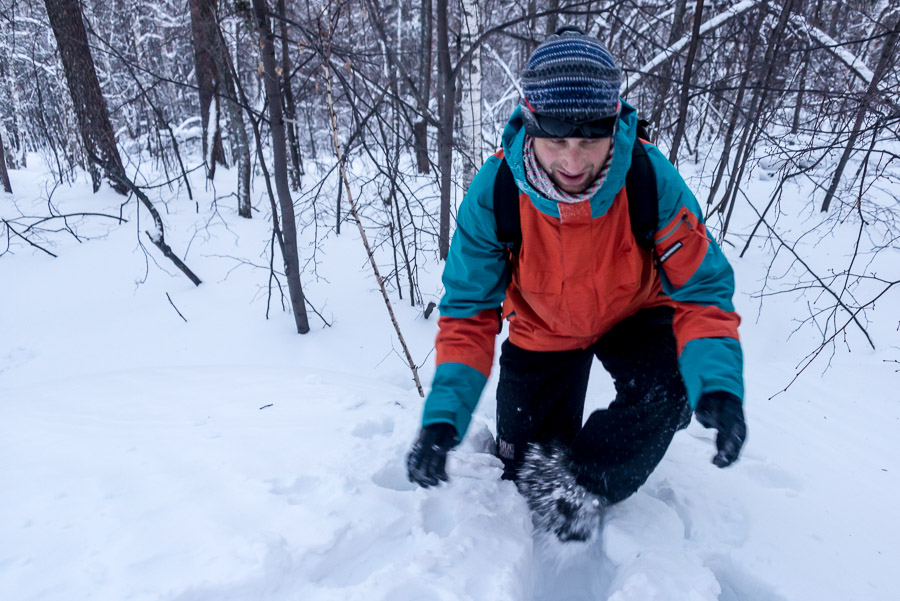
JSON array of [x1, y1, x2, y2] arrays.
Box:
[[517, 442, 604, 542], [695, 391, 746, 468], [406, 423, 459, 488]]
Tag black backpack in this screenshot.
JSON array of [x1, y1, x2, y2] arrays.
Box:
[[493, 120, 658, 261]]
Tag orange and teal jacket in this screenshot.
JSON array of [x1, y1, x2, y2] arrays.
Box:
[[423, 100, 743, 438]]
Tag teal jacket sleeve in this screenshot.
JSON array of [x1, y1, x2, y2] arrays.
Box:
[[421, 155, 509, 438], [647, 145, 744, 409]]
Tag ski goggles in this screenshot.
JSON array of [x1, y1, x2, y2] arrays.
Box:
[[532, 113, 617, 139]]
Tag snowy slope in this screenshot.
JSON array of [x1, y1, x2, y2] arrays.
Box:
[[1, 158, 898, 601]]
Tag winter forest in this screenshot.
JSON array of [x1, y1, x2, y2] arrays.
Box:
[[1, 0, 899, 600]]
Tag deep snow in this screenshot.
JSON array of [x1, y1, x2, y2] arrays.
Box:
[[1, 153, 898, 601]]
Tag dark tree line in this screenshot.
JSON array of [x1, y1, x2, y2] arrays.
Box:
[[1, 0, 898, 361]]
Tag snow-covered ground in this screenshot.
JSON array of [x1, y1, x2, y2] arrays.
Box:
[[1, 155, 898, 601]]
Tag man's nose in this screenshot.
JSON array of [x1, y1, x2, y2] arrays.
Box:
[[560, 145, 583, 171]]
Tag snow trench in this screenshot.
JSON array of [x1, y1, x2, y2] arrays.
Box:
[[0, 367, 764, 601]]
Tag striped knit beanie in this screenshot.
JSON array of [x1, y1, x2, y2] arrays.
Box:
[[521, 27, 622, 130]]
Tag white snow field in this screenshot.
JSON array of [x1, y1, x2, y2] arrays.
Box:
[[1, 157, 898, 601]]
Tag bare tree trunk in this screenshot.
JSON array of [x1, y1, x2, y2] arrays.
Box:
[[221, 79, 252, 218], [706, 2, 767, 207], [189, 0, 228, 178], [2, 15, 27, 168], [718, 0, 797, 238], [650, 0, 688, 136], [668, 0, 704, 163], [790, 0, 820, 136], [436, 0, 454, 260], [459, 0, 483, 189], [252, 0, 310, 334], [791, 55, 809, 135], [414, 0, 433, 174], [278, 0, 304, 190], [0, 131, 12, 194], [43, 0, 127, 194], [212, 14, 252, 218], [222, 72, 252, 218], [526, 0, 538, 55], [820, 14, 900, 213], [220, 15, 252, 218], [192, 4, 251, 216], [545, 0, 560, 36]]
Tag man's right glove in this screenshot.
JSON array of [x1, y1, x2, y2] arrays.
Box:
[[406, 423, 459, 488], [695, 391, 746, 468]]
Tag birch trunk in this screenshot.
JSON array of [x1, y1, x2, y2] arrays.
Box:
[[323, 47, 425, 398], [459, 0, 483, 189], [4, 16, 27, 167], [221, 66, 252, 218], [224, 15, 252, 218], [0, 131, 12, 194], [214, 15, 252, 218]]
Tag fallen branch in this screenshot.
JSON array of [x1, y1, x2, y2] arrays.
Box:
[[1, 219, 58, 257], [166, 292, 188, 322], [89, 150, 202, 286]]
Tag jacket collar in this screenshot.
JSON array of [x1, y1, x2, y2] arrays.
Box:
[[501, 99, 638, 219]]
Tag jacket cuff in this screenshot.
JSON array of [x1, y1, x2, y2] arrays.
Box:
[[422, 362, 488, 439], [679, 337, 744, 410]]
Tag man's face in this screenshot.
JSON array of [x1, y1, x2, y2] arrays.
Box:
[[532, 137, 612, 194]]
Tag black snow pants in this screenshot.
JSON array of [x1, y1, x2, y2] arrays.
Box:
[[496, 306, 689, 506]]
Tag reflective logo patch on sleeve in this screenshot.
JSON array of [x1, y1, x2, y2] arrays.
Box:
[[659, 240, 684, 263]]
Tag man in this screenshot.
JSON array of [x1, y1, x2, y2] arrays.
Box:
[[407, 28, 746, 542]]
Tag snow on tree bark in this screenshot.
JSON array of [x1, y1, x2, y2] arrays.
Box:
[[188, 0, 228, 179], [43, 0, 128, 194], [0, 131, 12, 194]]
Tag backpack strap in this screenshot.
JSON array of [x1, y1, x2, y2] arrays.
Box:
[[635, 118, 652, 143], [494, 158, 522, 256], [625, 139, 658, 252], [493, 138, 659, 259]]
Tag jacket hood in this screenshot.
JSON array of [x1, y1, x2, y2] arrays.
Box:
[[501, 99, 638, 219]]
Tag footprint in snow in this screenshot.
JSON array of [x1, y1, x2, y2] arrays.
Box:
[[351, 416, 394, 439], [742, 460, 804, 493], [0, 346, 36, 376], [707, 553, 790, 601], [267, 475, 321, 504]]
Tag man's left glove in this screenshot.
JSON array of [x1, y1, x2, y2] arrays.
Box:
[[695, 391, 747, 468], [406, 423, 459, 487]]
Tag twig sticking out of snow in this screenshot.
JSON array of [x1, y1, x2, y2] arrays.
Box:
[[166, 292, 188, 323], [322, 39, 425, 398]]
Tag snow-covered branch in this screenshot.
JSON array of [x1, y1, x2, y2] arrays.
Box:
[[788, 15, 875, 83], [622, 0, 763, 95]]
